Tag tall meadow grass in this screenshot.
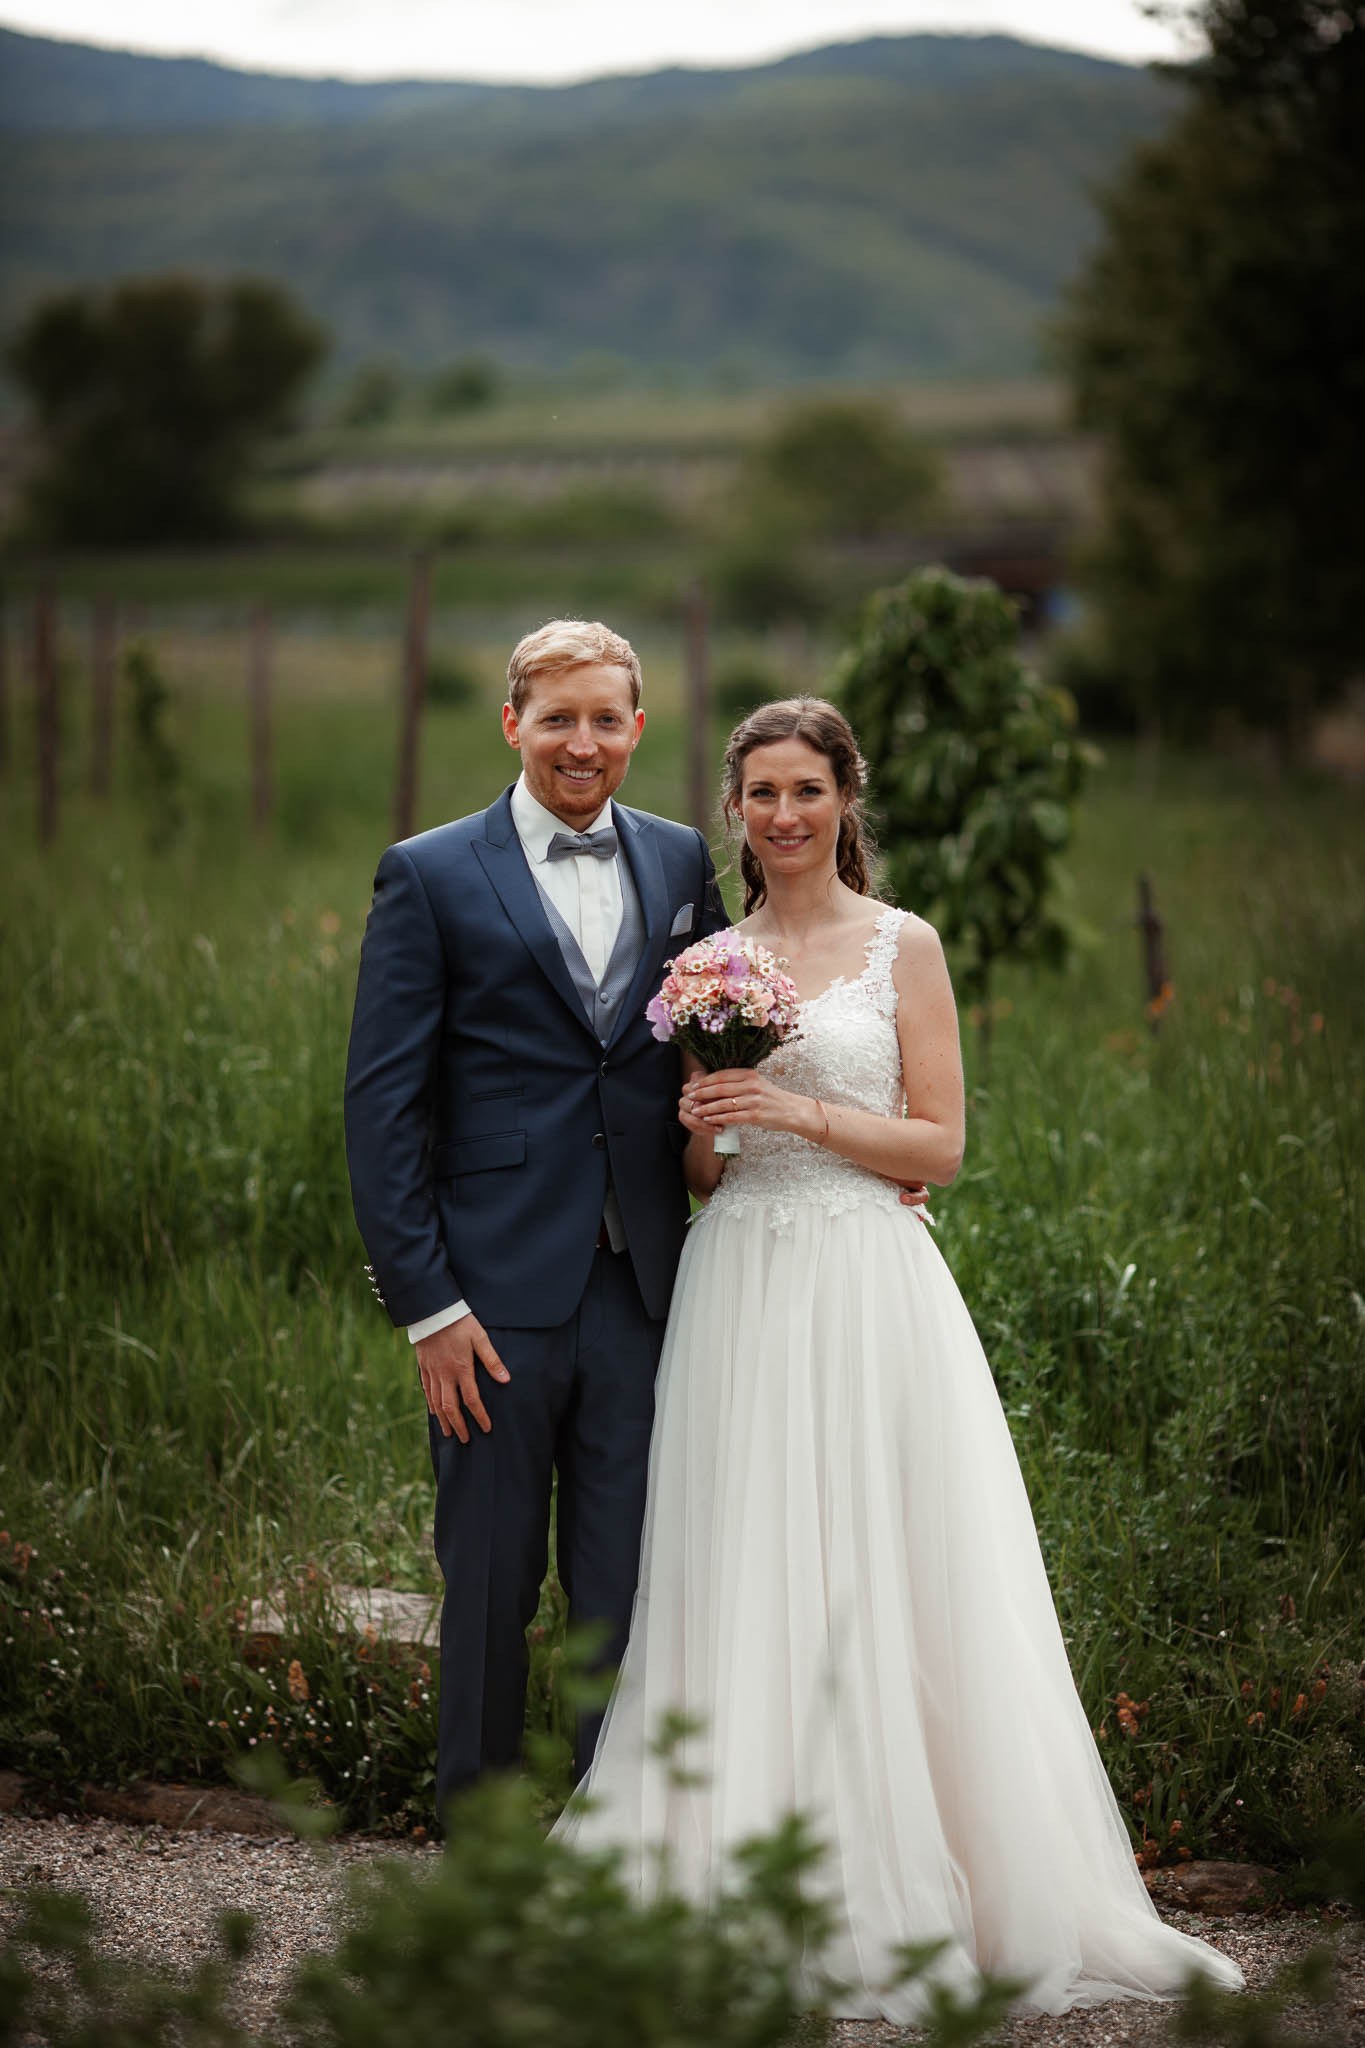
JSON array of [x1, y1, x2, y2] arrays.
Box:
[[1, 621, 1361, 1853]]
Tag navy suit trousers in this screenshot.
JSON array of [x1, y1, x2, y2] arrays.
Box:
[[428, 1244, 665, 1818]]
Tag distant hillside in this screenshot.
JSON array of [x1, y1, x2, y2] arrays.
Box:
[[0, 27, 1170, 379]]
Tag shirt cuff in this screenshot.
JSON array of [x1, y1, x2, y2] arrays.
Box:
[[407, 1300, 471, 1344]]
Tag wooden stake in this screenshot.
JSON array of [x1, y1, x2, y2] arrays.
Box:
[[34, 586, 59, 846], [90, 595, 116, 796], [393, 552, 432, 842], [683, 575, 711, 834], [0, 586, 10, 782], [1137, 872, 1169, 1032], [248, 601, 273, 833]]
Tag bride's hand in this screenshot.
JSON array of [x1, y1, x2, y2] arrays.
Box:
[[682, 1066, 815, 1139]]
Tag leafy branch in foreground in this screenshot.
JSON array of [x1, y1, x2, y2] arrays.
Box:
[[2, 1768, 1361, 2046], [0, 1764, 1015, 2048]]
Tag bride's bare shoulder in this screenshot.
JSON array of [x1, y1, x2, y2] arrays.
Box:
[[886, 908, 952, 983]]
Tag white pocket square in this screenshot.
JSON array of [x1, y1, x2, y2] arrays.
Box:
[[669, 903, 694, 938]]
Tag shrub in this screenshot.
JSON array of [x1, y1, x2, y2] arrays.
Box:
[[711, 659, 788, 722], [837, 566, 1094, 1021]]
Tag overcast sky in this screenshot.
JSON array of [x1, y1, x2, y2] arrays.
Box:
[[1, 0, 1193, 82]]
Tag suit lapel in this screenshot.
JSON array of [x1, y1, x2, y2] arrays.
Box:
[[608, 804, 675, 1050], [472, 788, 596, 1035]]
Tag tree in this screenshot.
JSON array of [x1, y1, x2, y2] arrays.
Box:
[[428, 353, 501, 415], [1055, 0, 1365, 753], [6, 276, 326, 543], [837, 568, 1093, 1042], [332, 357, 402, 429], [745, 396, 941, 542]]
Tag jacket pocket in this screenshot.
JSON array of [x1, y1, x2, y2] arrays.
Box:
[[433, 1131, 526, 1179]]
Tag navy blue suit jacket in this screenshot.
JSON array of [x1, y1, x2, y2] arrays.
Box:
[[344, 786, 728, 1330]]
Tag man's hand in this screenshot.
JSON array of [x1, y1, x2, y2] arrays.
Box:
[[416, 1316, 510, 1443], [896, 1181, 929, 1210]]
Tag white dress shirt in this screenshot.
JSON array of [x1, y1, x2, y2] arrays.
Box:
[[408, 774, 623, 1345]]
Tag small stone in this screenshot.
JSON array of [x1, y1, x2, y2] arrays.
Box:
[[1145, 1860, 1280, 1913], [82, 1782, 284, 1837]]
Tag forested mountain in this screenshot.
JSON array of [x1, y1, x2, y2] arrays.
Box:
[[0, 26, 1169, 377]]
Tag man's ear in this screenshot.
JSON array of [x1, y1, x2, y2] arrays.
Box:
[[631, 708, 645, 746], [502, 701, 521, 750]]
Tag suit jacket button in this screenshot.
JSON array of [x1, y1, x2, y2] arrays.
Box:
[[592, 1132, 606, 1148], [600, 1059, 609, 1076]]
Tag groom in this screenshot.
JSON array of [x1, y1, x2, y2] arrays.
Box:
[[344, 619, 727, 1817]]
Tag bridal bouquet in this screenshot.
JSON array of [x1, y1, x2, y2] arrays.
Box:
[[646, 933, 801, 1155]]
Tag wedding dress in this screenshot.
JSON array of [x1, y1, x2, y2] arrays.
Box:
[[555, 907, 1243, 2018]]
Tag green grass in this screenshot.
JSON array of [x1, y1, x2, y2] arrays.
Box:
[[1, 617, 1361, 1854]]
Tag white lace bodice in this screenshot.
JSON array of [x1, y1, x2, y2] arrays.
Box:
[[700, 906, 909, 1234]]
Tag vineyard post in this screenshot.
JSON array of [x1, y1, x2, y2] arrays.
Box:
[[393, 551, 432, 842], [249, 600, 274, 833], [34, 586, 59, 846], [0, 585, 9, 782], [683, 575, 711, 835], [90, 594, 116, 796], [1136, 872, 1169, 1032]]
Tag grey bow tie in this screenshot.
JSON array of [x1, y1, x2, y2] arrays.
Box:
[[546, 827, 619, 861]]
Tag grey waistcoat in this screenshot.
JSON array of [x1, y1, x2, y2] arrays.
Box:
[[529, 853, 646, 1254], [530, 849, 646, 1042]]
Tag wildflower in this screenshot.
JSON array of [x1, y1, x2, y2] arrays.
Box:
[[319, 911, 341, 936], [1246, 1712, 1265, 1729], [287, 1659, 310, 1703], [1291, 1693, 1308, 1717], [1146, 981, 1175, 1022], [1310, 1013, 1324, 1034], [1312, 1678, 1327, 1703], [1270, 1688, 1282, 1708], [1239, 1680, 1254, 1699]]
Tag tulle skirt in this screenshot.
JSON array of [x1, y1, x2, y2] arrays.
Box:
[[554, 1198, 1244, 2019]]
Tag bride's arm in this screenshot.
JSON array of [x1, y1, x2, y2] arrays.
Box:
[[682, 917, 966, 1188], [677, 1050, 727, 1200]]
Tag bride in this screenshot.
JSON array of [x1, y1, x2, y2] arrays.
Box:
[[555, 698, 1243, 2019]]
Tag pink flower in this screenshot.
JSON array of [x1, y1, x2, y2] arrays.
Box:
[[645, 992, 675, 1042]]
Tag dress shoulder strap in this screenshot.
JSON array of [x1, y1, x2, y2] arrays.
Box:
[[864, 905, 907, 1016]]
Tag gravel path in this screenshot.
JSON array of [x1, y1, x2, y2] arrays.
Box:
[[2, 1812, 1362, 2045]]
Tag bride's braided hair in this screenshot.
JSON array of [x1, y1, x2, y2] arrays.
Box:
[[721, 697, 876, 915]]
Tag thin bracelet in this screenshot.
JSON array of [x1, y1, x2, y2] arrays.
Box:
[[814, 1098, 830, 1145]]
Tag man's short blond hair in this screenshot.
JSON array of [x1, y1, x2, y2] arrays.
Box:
[[506, 619, 642, 715]]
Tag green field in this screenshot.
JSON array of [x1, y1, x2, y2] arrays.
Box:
[[1, 602, 1361, 1856]]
